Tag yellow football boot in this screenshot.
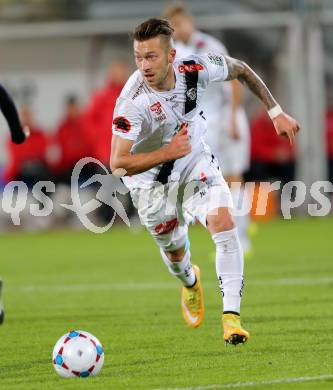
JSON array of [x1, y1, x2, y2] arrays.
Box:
[[181, 265, 204, 328], [223, 313, 250, 345]]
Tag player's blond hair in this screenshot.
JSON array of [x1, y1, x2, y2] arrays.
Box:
[[162, 2, 191, 20]]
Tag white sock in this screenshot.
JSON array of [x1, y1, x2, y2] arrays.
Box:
[[230, 186, 251, 252], [213, 228, 244, 313], [160, 248, 196, 287]]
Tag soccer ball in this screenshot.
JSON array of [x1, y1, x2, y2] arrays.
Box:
[[52, 330, 104, 378]]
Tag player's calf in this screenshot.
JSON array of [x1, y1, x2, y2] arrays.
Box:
[[211, 224, 249, 344], [160, 247, 196, 287]]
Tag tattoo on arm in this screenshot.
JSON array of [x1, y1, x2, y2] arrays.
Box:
[[225, 56, 277, 110]]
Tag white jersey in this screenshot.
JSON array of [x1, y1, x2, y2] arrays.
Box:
[[175, 31, 232, 120], [112, 52, 229, 190]]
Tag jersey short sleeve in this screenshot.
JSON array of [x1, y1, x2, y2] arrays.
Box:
[[112, 97, 144, 141], [200, 52, 229, 84]]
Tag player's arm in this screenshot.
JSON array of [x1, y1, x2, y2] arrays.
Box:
[[224, 56, 300, 144], [229, 80, 242, 140], [0, 84, 30, 144], [110, 124, 191, 176]]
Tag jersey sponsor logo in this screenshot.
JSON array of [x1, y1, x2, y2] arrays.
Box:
[[178, 63, 204, 73], [154, 218, 178, 235], [165, 94, 179, 109], [165, 94, 177, 102], [186, 87, 197, 101], [131, 81, 144, 100], [183, 60, 199, 114], [113, 116, 131, 133], [150, 101, 167, 121], [207, 53, 225, 67], [150, 101, 163, 114]]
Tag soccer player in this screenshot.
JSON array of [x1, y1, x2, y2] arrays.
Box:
[[163, 4, 252, 255], [110, 18, 299, 344], [0, 83, 30, 324]]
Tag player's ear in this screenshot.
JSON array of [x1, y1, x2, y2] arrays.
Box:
[[169, 48, 176, 63]]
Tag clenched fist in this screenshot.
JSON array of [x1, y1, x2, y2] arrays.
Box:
[[164, 123, 192, 160]]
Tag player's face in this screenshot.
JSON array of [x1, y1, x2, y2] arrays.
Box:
[[169, 14, 193, 43], [134, 37, 175, 88]]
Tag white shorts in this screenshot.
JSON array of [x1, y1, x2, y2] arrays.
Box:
[[204, 108, 250, 176], [130, 147, 233, 251]]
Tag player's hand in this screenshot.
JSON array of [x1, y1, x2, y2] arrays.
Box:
[[165, 123, 191, 160], [272, 112, 300, 145]]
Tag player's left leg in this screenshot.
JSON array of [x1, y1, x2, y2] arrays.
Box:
[[182, 147, 249, 344], [0, 279, 4, 325], [206, 207, 249, 345]]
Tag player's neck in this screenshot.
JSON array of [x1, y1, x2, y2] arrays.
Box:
[[151, 66, 175, 92]]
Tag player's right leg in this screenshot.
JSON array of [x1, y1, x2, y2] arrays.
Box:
[[160, 246, 204, 328], [0, 279, 4, 325]]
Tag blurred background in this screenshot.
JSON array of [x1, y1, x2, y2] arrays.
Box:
[[0, 0, 332, 230]]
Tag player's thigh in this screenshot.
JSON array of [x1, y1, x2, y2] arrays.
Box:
[[182, 149, 233, 229], [130, 186, 188, 252]]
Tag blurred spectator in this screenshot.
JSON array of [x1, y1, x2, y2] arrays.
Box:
[[48, 95, 90, 184], [247, 109, 296, 185], [84, 61, 130, 166], [326, 109, 333, 184], [4, 106, 49, 187]]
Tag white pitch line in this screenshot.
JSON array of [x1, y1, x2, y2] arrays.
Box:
[[17, 276, 333, 293], [251, 276, 333, 286], [154, 374, 333, 390]]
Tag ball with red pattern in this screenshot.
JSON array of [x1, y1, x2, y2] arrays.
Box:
[[52, 330, 104, 378]]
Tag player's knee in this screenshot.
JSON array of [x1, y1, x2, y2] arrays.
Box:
[[164, 246, 186, 261], [206, 208, 235, 234], [212, 227, 241, 255]]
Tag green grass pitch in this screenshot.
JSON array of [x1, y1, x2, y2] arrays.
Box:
[[0, 217, 333, 389]]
